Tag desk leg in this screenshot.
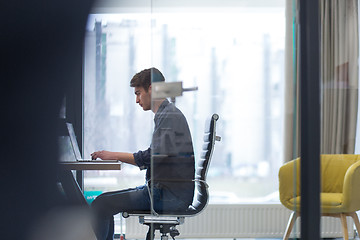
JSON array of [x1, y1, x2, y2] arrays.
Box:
[[58, 170, 88, 206]]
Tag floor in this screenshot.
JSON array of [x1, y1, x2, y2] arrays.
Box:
[[115, 238, 356, 240]]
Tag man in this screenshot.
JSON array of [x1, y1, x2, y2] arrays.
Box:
[[90, 68, 195, 240]]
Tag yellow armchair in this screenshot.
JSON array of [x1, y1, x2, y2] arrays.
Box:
[[279, 154, 360, 240]]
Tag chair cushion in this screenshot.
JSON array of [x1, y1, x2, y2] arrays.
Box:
[[288, 193, 345, 213], [320, 193, 343, 207]]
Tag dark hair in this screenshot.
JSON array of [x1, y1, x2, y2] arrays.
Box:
[[130, 67, 165, 91]]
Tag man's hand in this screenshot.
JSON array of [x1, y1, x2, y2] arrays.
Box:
[[91, 151, 136, 166], [91, 150, 116, 160]]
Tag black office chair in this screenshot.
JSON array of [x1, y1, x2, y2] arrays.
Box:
[[122, 114, 221, 240]]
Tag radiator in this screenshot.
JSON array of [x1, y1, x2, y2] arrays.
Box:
[[123, 203, 355, 239]]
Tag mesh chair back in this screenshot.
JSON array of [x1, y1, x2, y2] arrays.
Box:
[[189, 113, 219, 214]]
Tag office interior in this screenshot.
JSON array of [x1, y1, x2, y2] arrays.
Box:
[[2, 0, 360, 239]]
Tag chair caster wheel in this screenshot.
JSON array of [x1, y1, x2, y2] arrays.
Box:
[[160, 235, 168, 240], [170, 227, 180, 240]]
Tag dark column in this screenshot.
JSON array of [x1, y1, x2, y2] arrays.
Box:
[[299, 1, 321, 239], [1, 1, 94, 239]]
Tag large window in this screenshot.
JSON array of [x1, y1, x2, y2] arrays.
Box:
[[83, 2, 285, 204]]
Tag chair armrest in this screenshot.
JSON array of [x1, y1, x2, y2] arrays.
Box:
[[278, 158, 301, 210], [342, 160, 360, 212]]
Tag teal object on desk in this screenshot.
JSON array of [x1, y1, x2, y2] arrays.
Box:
[[84, 190, 103, 204]]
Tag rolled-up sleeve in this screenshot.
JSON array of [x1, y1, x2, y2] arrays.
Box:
[[133, 147, 151, 170]]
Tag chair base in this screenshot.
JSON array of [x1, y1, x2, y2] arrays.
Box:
[[140, 216, 184, 240], [283, 211, 360, 240]]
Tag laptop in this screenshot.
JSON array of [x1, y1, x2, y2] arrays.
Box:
[[66, 122, 118, 162]]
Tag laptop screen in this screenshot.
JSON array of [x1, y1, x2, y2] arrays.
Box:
[[58, 135, 76, 162], [66, 122, 83, 160]]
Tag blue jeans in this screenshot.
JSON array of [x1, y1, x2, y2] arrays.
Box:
[[91, 184, 190, 240]]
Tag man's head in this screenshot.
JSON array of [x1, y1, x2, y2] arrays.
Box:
[[130, 67, 165, 91], [130, 67, 165, 111]]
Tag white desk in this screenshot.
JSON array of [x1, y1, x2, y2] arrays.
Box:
[[59, 161, 122, 171]]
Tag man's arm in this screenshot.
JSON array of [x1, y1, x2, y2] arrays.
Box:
[[91, 150, 137, 166]]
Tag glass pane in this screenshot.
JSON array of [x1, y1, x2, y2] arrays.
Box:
[[146, 4, 285, 202], [282, 1, 360, 239], [84, 0, 285, 237], [84, 5, 285, 200], [84, 15, 154, 194], [320, 0, 359, 239]]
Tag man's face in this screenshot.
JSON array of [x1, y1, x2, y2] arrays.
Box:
[[134, 85, 151, 111]]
